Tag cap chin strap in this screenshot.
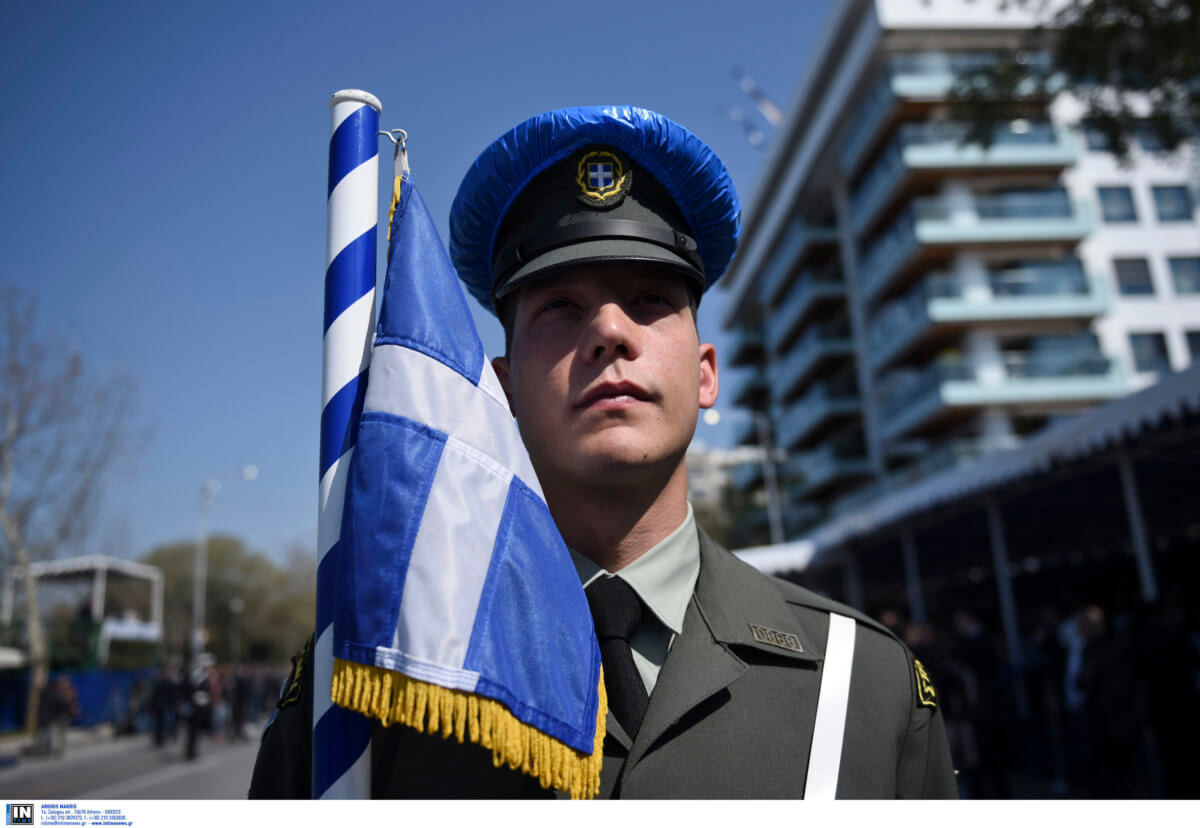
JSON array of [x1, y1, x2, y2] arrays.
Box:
[[493, 219, 704, 286]]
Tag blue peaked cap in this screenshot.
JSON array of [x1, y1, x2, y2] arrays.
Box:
[[449, 106, 741, 311]]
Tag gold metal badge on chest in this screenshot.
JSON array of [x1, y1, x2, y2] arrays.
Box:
[[749, 624, 804, 653]]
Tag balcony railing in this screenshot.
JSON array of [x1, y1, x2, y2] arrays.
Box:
[[842, 50, 1052, 174], [868, 262, 1097, 363], [858, 193, 1091, 301], [877, 350, 1116, 424], [758, 222, 838, 306], [730, 369, 768, 409], [769, 324, 854, 400], [849, 121, 1072, 233], [841, 69, 897, 174], [765, 274, 846, 354], [729, 325, 765, 367], [776, 381, 861, 450]]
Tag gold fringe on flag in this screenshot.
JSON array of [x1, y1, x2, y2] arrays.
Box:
[[331, 658, 607, 799], [386, 173, 402, 243]]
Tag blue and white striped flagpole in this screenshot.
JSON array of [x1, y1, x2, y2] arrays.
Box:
[[315, 88, 381, 799]]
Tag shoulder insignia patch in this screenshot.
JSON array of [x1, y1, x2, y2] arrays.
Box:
[[750, 623, 804, 653], [576, 148, 631, 208], [277, 634, 312, 711], [913, 658, 937, 709]]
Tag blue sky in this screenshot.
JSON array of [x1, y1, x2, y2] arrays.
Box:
[[2, 0, 831, 560]]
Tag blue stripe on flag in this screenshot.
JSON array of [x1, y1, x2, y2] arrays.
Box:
[[324, 226, 377, 332], [328, 106, 379, 197], [463, 476, 601, 755], [335, 411, 448, 658], [319, 369, 369, 478], [375, 177, 484, 384], [313, 705, 373, 796]]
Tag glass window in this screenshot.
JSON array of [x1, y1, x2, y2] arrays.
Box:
[[1152, 186, 1194, 222], [1129, 332, 1171, 374], [1136, 125, 1166, 152], [1114, 258, 1154, 296], [1098, 186, 1137, 222], [1186, 331, 1200, 361], [1084, 125, 1111, 151], [1169, 257, 1200, 295]]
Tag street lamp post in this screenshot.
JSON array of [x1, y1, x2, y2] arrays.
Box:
[[191, 465, 257, 663], [701, 409, 786, 545]]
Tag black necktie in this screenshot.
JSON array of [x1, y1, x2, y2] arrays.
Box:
[[586, 576, 650, 739]]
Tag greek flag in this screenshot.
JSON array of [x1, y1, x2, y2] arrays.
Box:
[[328, 172, 605, 798]]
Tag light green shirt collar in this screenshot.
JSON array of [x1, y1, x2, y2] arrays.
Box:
[[569, 502, 699, 636]]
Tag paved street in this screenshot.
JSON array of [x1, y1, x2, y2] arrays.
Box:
[[0, 724, 265, 799]]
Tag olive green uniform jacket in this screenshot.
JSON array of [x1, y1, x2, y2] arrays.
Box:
[[248, 527, 957, 798]]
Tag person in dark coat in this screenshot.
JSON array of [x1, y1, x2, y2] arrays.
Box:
[[250, 106, 956, 799]]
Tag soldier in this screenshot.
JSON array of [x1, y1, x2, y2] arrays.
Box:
[[250, 106, 956, 798]]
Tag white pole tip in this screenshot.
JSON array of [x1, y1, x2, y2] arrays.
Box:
[[330, 89, 382, 113]]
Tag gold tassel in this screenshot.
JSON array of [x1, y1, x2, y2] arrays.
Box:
[[331, 658, 606, 800], [386, 174, 402, 243]]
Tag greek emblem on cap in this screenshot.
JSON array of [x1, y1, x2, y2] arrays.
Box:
[[750, 623, 804, 653], [576, 149, 631, 208], [913, 658, 938, 709]]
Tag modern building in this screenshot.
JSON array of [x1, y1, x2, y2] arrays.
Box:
[[720, 0, 1200, 539]]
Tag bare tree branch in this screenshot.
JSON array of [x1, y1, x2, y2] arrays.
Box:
[[0, 286, 141, 730]]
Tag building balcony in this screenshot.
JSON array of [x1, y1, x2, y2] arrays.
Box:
[[729, 369, 769, 410], [758, 220, 839, 306], [849, 122, 1078, 236], [775, 382, 862, 451], [840, 50, 1051, 175], [728, 326, 765, 368], [877, 351, 1127, 442], [768, 325, 855, 402], [764, 273, 847, 354], [858, 192, 1093, 305], [785, 444, 872, 500], [867, 264, 1109, 371]]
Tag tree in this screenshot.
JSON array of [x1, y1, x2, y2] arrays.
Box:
[[141, 535, 314, 665], [0, 287, 138, 729], [950, 0, 1198, 160]]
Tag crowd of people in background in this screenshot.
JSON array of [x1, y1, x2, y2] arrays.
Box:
[[887, 591, 1200, 798], [106, 661, 288, 759]]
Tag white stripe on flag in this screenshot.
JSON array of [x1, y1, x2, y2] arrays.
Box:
[[325, 158, 380, 270], [313, 624, 336, 724], [391, 434, 512, 671], [477, 357, 514, 413], [318, 448, 354, 563], [804, 613, 857, 799], [364, 344, 543, 499], [322, 291, 375, 409]]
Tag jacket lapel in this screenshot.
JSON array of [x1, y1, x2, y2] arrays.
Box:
[[623, 527, 822, 774]]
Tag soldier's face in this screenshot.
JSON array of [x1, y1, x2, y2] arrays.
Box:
[[492, 263, 718, 493]]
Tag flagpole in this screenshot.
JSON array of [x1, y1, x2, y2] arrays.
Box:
[[315, 88, 381, 798]]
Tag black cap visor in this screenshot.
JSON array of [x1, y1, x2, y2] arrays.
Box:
[[492, 236, 704, 305]]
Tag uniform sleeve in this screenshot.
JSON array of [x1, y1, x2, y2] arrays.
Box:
[[896, 657, 958, 799], [248, 636, 313, 798]]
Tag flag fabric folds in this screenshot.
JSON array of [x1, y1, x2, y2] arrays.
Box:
[[329, 171, 605, 798]]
